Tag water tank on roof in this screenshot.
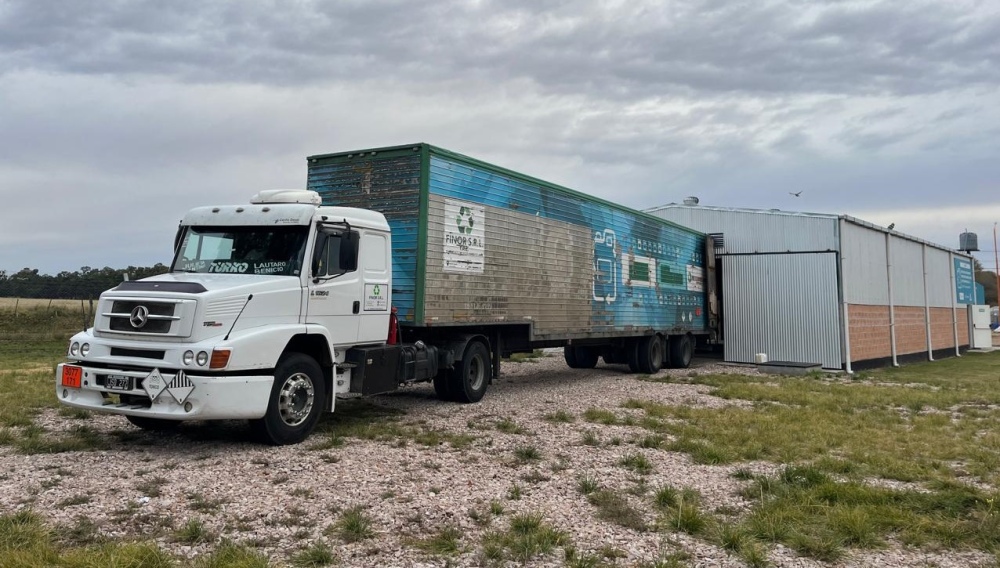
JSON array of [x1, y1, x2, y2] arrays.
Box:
[[959, 232, 979, 252]]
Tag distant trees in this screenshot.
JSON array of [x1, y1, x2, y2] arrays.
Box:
[[0, 264, 170, 299]]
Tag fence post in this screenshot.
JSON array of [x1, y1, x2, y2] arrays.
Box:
[[13, 297, 18, 318]]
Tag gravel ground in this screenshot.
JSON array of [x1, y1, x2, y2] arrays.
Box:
[[1, 354, 994, 568]]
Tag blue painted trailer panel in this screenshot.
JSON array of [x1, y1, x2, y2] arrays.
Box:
[[307, 144, 707, 336]]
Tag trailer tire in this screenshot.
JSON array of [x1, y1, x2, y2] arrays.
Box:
[[667, 335, 694, 369], [626, 340, 641, 373], [126, 416, 180, 431], [564, 346, 598, 369], [563, 345, 579, 368], [636, 336, 663, 374], [448, 340, 490, 403], [251, 353, 325, 445]]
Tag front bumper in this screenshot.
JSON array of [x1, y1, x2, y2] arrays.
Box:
[[55, 363, 273, 420]]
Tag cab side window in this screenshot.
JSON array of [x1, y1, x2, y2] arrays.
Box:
[[312, 229, 359, 278]]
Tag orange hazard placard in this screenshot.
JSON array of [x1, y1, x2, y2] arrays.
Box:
[[61, 365, 82, 388]]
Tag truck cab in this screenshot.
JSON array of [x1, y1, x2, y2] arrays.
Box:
[[55, 190, 434, 445]]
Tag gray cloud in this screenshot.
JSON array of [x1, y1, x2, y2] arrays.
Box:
[[1, 0, 999, 273], [3, 0, 997, 99]]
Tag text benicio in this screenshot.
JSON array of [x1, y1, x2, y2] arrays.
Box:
[[445, 233, 482, 250]]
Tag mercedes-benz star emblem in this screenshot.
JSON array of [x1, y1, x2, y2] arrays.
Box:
[[129, 305, 150, 329]]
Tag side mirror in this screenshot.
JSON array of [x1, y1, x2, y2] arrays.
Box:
[[340, 231, 359, 272]]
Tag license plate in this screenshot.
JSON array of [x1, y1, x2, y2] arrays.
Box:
[[105, 374, 133, 391]]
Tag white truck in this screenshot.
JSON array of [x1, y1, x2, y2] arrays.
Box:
[[56, 144, 711, 445]]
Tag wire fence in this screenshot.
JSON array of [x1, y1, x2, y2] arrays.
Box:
[[1, 296, 97, 362]]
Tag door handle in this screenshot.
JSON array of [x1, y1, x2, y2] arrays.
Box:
[[353, 301, 360, 314]]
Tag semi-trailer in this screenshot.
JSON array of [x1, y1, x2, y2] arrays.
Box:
[[57, 143, 714, 444]]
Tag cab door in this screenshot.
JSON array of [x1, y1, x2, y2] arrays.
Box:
[[357, 231, 391, 344], [306, 227, 361, 347]]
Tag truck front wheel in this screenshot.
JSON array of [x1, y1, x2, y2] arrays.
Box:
[[251, 353, 326, 445], [448, 341, 491, 403]]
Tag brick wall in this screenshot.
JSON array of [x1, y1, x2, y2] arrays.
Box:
[[894, 306, 928, 355], [847, 304, 891, 362], [849, 304, 970, 366]]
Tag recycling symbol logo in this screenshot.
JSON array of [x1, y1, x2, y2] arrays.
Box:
[[372, 284, 380, 296], [456, 206, 475, 234]]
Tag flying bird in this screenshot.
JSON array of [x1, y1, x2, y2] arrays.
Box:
[[789, 191, 803, 197]]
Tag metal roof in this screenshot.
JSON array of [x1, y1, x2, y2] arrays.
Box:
[[645, 203, 971, 258]]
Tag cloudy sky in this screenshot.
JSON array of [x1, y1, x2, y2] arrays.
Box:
[[2, 0, 999, 275]]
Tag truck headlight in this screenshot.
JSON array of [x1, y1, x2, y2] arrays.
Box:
[[80, 343, 90, 357], [183, 350, 194, 365], [196, 351, 209, 366], [69, 342, 80, 356]]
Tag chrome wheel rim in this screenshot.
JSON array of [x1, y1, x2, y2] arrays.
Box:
[[278, 373, 315, 427]]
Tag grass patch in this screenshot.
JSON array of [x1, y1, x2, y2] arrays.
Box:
[[544, 410, 575, 423], [409, 526, 462, 556], [173, 518, 213, 544], [582, 408, 619, 425], [586, 490, 646, 531], [506, 349, 545, 363], [734, 465, 1000, 560], [618, 452, 654, 474], [513, 445, 542, 463], [481, 512, 568, 563], [495, 417, 529, 435], [328, 506, 374, 543], [291, 541, 336, 567]]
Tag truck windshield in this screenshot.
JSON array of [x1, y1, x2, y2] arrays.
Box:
[[172, 226, 308, 276]]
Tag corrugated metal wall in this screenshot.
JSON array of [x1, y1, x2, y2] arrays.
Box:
[[646, 207, 838, 254], [722, 253, 842, 369], [889, 238, 926, 306], [841, 222, 889, 305], [842, 221, 958, 308], [925, 247, 955, 307]]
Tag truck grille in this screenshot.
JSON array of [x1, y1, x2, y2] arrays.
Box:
[[106, 301, 178, 334]]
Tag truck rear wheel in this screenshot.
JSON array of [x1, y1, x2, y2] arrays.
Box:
[[564, 346, 598, 369], [667, 335, 694, 369], [448, 341, 490, 403], [251, 353, 326, 445], [636, 336, 663, 374]]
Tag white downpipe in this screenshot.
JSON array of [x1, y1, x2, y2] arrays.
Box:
[[885, 233, 898, 366], [922, 244, 934, 361], [948, 251, 961, 357]]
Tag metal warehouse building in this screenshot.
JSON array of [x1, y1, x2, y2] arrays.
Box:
[[645, 204, 975, 371]]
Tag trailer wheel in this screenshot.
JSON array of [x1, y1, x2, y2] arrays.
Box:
[[626, 340, 641, 373], [126, 416, 180, 431], [636, 336, 663, 374], [564, 346, 598, 369], [667, 335, 694, 369], [448, 341, 490, 403], [251, 353, 326, 445]]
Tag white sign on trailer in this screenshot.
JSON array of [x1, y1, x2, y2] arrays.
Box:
[[443, 199, 485, 274]]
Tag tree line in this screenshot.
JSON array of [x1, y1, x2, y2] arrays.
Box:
[[1, 262, 997, 305], [0, 265, 170, 300]]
